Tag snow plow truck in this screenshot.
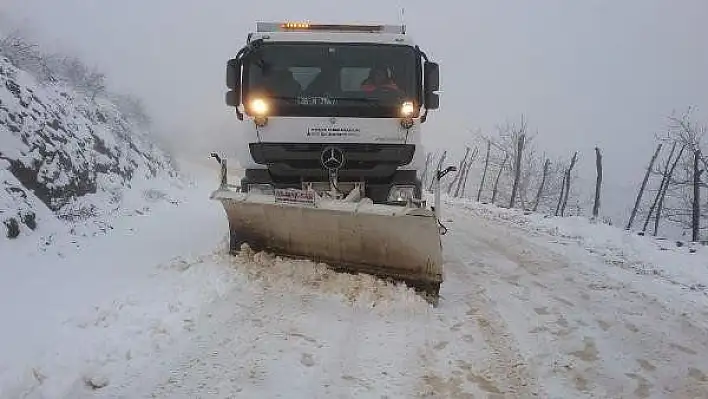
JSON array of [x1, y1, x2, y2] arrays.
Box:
[[210, 21, 454, 302]]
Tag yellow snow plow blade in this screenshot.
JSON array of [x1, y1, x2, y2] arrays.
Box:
[[210, 188, 444, 299]]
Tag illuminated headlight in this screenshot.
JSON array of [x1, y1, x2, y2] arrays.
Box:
[[400, 101, 415, 129], [249, 98, 269, 116], [248, 98, 269, 126], [400, 101, 415, 117], [387, 185, 416, 202]]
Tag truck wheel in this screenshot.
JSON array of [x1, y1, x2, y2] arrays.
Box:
[[414, 178, 423, 200], [240, 177, 250, 192]]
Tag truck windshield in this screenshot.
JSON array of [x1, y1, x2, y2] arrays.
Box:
[[243, 42, 421, 118]]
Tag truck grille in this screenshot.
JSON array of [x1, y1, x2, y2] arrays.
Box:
[[249, 143, 415, 179]]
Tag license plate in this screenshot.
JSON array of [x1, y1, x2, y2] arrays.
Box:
[[274, 188, 316, 206]]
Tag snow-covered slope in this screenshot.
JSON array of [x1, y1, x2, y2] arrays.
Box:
[[0, 56, 178, 243]]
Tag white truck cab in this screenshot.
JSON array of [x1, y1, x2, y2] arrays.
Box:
[[225, 21, 440, 204]]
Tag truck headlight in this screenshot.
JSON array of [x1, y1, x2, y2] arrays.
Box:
[[248, 98, 269, 126], [400, 101, 415, 129], [249, 98, 269, 116], [387, 185, 416, 202], [400, 101, 415, 117]]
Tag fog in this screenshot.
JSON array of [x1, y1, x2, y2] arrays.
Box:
[[3, 0, 708, 222]]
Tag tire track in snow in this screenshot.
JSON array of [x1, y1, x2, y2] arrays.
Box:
[[453, 217, 617, 397], [447, 207, 708, 398], [411, 216, 543, 398], [437, 230, 541, 398]]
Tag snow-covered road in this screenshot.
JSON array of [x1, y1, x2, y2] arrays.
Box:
[[3, 167, 708, 398], [441, 206, 708, 398]]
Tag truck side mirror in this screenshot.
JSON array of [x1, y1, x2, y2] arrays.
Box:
[[225, 90, 239, 107], [225, 58, 243, 119], [424, 61, 440, 110], [226, 58, 240, 90], [425, 93, 439, 110], [424, 61, 439, 92]]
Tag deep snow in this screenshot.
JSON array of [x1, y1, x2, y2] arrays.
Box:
[[2, 159, 708, 398]]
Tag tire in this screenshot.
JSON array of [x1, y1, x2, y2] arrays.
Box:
[[240, 177, 250, 193], [241, 169, 272, 192], [366, 177, 423, 205]]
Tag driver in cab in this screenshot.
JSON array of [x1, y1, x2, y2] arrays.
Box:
[[360, 66, 401, 93]]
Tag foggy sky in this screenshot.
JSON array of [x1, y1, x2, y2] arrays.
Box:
[[3, 0, 708, 220]]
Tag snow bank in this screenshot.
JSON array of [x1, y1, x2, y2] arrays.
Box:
[[0, 165, 222, 397], [0, 55, 179, 243], [446, 197, 708, 293], [234, 244, 430, 311]]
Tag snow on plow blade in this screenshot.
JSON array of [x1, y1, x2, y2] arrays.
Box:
[[210, 188, 444, 299]]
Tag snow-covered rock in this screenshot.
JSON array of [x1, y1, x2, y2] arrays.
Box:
[[0, 56, 178, 241]]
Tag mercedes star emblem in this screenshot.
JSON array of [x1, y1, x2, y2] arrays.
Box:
[[320, 146, 345, 171]]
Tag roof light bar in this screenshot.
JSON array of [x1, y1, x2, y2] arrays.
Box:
[[282, 22, 310, 29], [256, 22, 405, 34]]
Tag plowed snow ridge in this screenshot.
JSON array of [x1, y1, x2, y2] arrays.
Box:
[[233, 241, 431, 312]]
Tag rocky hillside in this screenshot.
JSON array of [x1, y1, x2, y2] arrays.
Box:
[[0, 55, 178, 240]]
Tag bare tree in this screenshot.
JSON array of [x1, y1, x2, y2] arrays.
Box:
[[0, 27, 157, 139], [0, 29, 39, 68], [456, 146, 479, 197], [1, 30, 107, 100], [509, 132, 526, 208], [477, 138, 491, 201], [533, 155, 566, 214], [517, 145, 541, 210], [643, 143, 673, 231], [692, 148, 702, 241], [85, 70, 106, 101], [561, 152, 579, 216], [555, 171, 567, 216], [556, 152, 578, 217], [627, 143, 662, 230], [642, 141, 677, 232], [655, 108, 707, 237], [533, 158, 550, 211], [593, 147, 603, 218], [654, 144, 686, 236], [491, 152, 509, 204], [447, 147, 471, 195], [485, 115, 537, 208]]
